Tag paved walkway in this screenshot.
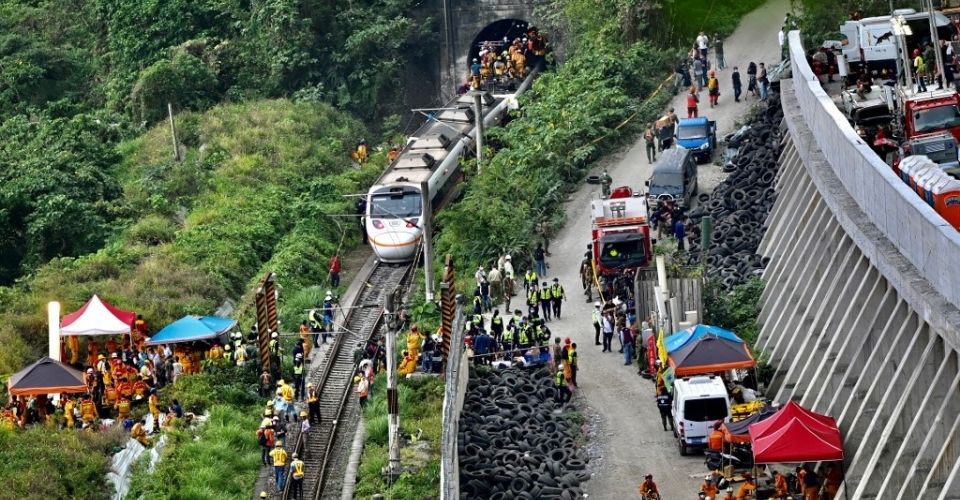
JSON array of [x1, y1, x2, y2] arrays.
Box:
[[533, 1, 789, 498]]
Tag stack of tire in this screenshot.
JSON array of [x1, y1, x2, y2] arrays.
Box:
[[458, 367, 590, 499], [687, 92, 785, 289]]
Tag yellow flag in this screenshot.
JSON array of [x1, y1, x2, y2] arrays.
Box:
[[657, 328, 668, 367]]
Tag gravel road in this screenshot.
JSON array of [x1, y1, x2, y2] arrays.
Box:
[[538, 1, 789, 498]]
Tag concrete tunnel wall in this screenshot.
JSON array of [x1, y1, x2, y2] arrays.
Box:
[[757, 32, 960, 499]]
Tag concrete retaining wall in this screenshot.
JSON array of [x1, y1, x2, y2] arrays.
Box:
[[754, 32, 960, 499]]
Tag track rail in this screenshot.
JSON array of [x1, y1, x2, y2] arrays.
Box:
[[280, 251, 417, 500]]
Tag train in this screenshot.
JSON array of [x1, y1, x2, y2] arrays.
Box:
[[365, 73, 539, 262]]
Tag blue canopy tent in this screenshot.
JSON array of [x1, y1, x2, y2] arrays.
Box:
[[145, 316, 236, 346], [664, 324, 742, 353]]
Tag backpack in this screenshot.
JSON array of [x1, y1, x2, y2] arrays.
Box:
[[534, 247, 545, 260], [257, 428, 267, 446]]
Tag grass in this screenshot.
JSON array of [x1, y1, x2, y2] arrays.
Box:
[[354, 374, 444, 498], [654, 0, 769, 48]]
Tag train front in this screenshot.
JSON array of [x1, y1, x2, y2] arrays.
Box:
[[366, 184, 423, 262]]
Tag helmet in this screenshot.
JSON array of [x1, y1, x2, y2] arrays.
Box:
[[271, 332, 278, 339], [275, 440, 283, 447], [266, 400, 274, 407], [705, 475, 712, 481], [307, 383, 314, 388], [261, 492, 268, 498], [505, 254, 511, 260], [473, 58, 478, 63], [224, 344, 231, 351], [354, 375, 362, 383], [292, 453, 298, 459], [98, 354, 105, 360], [87, 368, 94, 373], [594, 302, 601, 307], [111, 352, 118, 358], [276, 388, 282, 395], [300, 411, 307, 417]]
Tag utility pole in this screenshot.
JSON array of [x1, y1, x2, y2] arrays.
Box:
[[927, 0, 945, 91], [421, 182, 436, 302], [167, 103, 181, 162], [384, 291, 401, 477], [473, 92, 484, 175]]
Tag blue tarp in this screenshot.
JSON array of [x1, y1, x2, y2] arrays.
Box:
[[664, 324, 742, 353], [145, 316, 236, 345]]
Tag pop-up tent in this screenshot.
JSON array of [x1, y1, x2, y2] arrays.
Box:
[[60, 295, 136, 336], [748, 400, 838, 440], [667, 333, 756, 376], [721, 405, 777, 444], [7, 357, 87, 396], [664, 324, 742, 353], [145, 316, 236, 346], [748, 401, 844, 463], [751, 416, 844, 463]]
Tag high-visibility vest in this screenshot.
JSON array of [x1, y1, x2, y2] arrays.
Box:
[[270, 448, 288, 466], [292, 459, 305, 479], [592, 310, 602, 326], [235, 348, 246, 364], [567, 348, 577, 365], [551, 284, 564, 299], [525, 271, 537, 285], [294, 364, 304, 376], [527, 291, 538, 305], [502, 330, 513, 342], [308, 389, 319, 403], [556, 371, 565, 387], [149, 395, 159, 414], [117, 399, 131, 416], [269, 339, 280, 356], [492, 317, 503, 327], [539, 288, 551, 300], [518, 328, 529, 345]]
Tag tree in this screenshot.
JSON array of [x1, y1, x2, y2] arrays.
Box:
[[131, 51, 219, 122]]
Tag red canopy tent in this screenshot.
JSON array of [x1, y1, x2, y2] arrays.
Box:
[[60, 295, 136, 336], [748, 400, 839, 441], [751, 416, 844, 463]]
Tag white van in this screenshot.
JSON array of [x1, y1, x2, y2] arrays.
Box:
[[839, 9, 959, 77], [673, 375, 731, 456]]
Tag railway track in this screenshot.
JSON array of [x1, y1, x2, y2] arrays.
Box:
[[280, 258, 415, 500]]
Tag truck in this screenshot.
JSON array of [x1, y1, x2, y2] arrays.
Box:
[[590, 186, 652, 277], [675, 117, 717, 163], [673, 375, 732, 456], [839, 9, 958, 77]]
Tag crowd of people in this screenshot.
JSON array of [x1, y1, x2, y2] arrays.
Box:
[[461, 26, 549, 93]]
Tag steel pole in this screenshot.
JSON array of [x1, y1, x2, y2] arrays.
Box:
[[928, 0, 946, 89], [384, 292, 401, 475], [473, 92, 484, 175], [421, 182, 436, 302]]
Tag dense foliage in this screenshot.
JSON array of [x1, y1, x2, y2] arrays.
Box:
[[127, 363, 264, 498], [0, 99, 374, 379], [355, 374, 445, 498], [792, 0, 922, 46]]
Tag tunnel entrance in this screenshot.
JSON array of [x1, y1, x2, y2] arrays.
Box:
[[467, 19, 529, 64]]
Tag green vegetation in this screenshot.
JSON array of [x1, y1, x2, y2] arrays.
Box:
[[793, 0, 922, 47], [703, 277, 770, 382], [127, 362, 263, 498], [0, 425, 126, 500], [647, 0, 769, 48], [354, 374, 444, 498]]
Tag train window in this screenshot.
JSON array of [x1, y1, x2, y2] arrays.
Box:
[[370, 190, 423, 218]]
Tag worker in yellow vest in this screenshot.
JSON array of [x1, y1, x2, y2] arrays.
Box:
[[306, 383, 321, 425], [115, 396, 132, 421], [148, 388, 160, 427], [1, 407, 15, 431], [80, 395, 98, 426], [270, 441, 288, 491], [64, 398, 77, 429], [290, 452, 305, 498], [67, 335, 80, 365], [131, 418, 150, 446]]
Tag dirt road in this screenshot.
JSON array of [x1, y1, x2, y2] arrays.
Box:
[[539, 1, 789, 498]]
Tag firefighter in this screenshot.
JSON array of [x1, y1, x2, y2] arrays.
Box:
[[307, 383, 321, 425], [80, 394, 98, 426], [63, 397, 77, 429], [131, 418, 150, 446], [352, 139, 368, 164]]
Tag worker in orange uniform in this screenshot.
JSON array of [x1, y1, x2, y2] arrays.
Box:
[[299, 321, 312, 360], [102, 383, 119, 408], [736, 472, 756, 500], [719, 486, 735, 500], [398, 351, 417, 376], [352, 139, 368, 164], [131, 418, 150, 446], [67, 335, 80, 365], [801, 465, 820, 500], [133, 376, 150, 400], [708, 420, 723, 451], [773, 469, 788, 498], [116, 378, 134, 399], [699, 475, 719, 499], [148, 388, 160, 427], [134, 314, 149, 349], [406, 325, 423, 364], [63, 397, 77, 429], [638, 474, 660, 498], [823, 463, 842, 499]]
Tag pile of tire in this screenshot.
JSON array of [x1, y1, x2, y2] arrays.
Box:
[[687, 92, 785, 289], [458, 367, 590, 499]]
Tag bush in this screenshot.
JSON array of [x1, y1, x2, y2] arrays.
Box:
[[132, 51, 219, 123]]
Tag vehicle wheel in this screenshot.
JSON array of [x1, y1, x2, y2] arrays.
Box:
[[678, 438, 688, 456]]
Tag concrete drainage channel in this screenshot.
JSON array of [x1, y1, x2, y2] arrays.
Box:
[[458, 367, 590, 500], [687, 92, 786, 287]]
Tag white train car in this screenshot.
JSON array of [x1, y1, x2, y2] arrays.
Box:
[[366, 81, 534, 262]]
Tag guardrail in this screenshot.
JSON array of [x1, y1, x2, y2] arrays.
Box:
[[787, 31, 960, 333]]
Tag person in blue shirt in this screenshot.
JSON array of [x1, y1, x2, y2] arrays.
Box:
[[673, 215, 687, 250]]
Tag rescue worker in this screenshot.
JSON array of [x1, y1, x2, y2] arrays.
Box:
[[352, 139, 368, 164], [720, 487, 735, 500], [555, 365, 570, 405], [736, 472, 756, 500], [269, 331, 281, 380], [539, 282, 553, 322], [599, 170, 612, 197], [270, 440, 288, 491], [67, 335, 80, 365], [567, 342, 578, 386], [526, 283, 540, 318], [299, 321, 312, 360], [773, 469, 789, 498], [707, 70, 720, 107], [489, 310, 504, 344], [293, 359, 305, 400], [687, 86, 700, 118], [2, 405, 16, 431], [80, 394, 98, 426], [656, 388, 674, 431], [355, 374, 370, 406], [322, 292, 335, 344], [131, 418, 150, 446], [64, 397, 77, 429], [823, 462, 842, 499], [592, 302, 602, 346], [700, 475, 719, 499], [550, 278, 566, 319], [116, 395, 132, 421], [399, 351, 417, 375], [407, 324, 423, 363], [148, 388, 160, 427], [307, 382, 321, 425], [386, 146, 400, 163], [290, 452, 305, 499], [102, 382, 119, 408], [299, 411, 311, 458], [639, 474, 660, 498], [280, 379, 296, 422]]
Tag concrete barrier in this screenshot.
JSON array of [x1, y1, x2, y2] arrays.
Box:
[[439, 306, 468, 500]]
